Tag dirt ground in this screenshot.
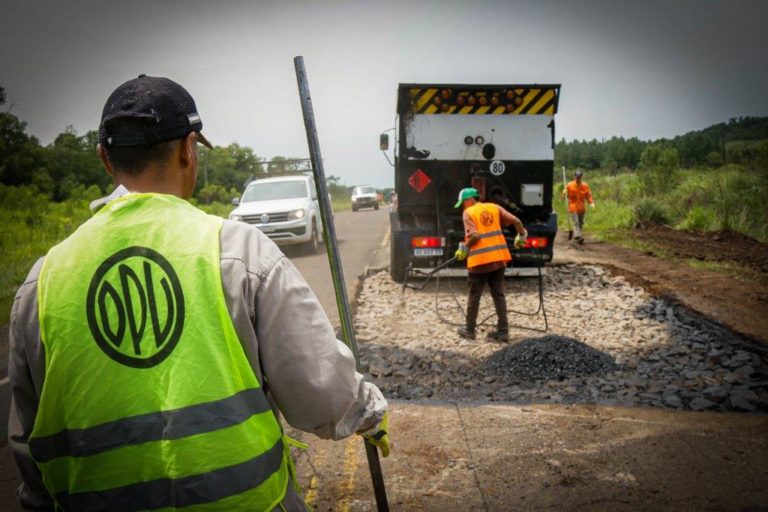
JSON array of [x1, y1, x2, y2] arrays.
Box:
[[292, 401, 768, 511], [633, 224, 768, 273], [562, 229, 768, 346]]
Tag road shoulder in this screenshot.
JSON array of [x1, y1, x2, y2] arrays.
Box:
[[293, 400, 768, 510], [555, 238, 768, 346]]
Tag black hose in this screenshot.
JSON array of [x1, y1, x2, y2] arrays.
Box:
[[432, 249, 549, 333], [402, 256, 458, 292]]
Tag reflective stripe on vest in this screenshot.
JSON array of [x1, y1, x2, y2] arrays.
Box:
[[466, 203, 511, 269], [34, 193, 289, 511]]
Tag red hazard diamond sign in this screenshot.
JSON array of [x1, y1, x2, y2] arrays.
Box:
[[408, 169, 431, 193]]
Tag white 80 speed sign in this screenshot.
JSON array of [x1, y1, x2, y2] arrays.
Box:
[[489, 160, 506, 176]]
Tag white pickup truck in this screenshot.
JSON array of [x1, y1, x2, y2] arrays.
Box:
[[229, 175, 323, 253]]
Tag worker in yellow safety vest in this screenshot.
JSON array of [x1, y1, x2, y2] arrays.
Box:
[[453, 187, 528, 342], [8, 75, 389, 511]]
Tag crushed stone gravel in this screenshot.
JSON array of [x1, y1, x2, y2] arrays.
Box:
[[354, 265, 768, 413]]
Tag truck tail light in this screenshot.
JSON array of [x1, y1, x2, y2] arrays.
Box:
[[523, 237, 549, 249], [411, 236, 444, 248]]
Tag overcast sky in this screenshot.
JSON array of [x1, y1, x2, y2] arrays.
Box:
[[2, 0, 767, 188]]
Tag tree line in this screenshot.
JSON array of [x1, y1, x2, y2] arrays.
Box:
[[0, 85, 357, 203], [555, 116, 768, 171], [2, 84, 765, 203]]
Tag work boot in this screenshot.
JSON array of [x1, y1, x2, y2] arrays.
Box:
[[486, 329, 509, 342], [457, 326, 476, 339]]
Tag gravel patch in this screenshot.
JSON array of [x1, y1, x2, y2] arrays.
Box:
[[354, 265, 768, 413]]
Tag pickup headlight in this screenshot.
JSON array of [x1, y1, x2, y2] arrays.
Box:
[[230, 214, 243, 222], [289, 209, 305, 220]]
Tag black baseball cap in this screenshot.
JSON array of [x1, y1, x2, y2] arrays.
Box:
[[99, 74, 212, 149]]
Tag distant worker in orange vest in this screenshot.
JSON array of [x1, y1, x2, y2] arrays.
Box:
[[453, 188, 528, 342], [562, 169, 595, 244]]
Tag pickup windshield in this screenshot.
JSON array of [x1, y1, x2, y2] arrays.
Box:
[[242, 181, 307, 202], [354, 186, 375, 195]]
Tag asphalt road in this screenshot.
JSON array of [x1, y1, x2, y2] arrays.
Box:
[[0, 207, 390, 511], [282, 207, 390, 328]]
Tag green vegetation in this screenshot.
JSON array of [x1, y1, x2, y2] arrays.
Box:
[[556, 116, 768, 171], [556, 163, 768, 244], [0, 184, 94, 320], [554, 117, 768, 246]]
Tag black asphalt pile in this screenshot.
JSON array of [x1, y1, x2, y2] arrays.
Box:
[[484, 336, 617, 383]]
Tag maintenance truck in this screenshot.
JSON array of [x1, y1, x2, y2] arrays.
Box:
[[380, 83, 561, 282]]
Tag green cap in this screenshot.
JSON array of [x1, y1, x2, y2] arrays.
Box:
[[454, 187, 479, 208]]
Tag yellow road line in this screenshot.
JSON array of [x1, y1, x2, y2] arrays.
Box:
[[303, 444, 327, 507], [337, 437, 361, 512]]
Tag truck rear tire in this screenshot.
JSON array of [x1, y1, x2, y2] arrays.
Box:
[[390, 232, 409, 283]]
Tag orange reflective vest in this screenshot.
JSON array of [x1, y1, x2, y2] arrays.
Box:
[[465, 202, 512, 270], [565, 180, 593, 213]]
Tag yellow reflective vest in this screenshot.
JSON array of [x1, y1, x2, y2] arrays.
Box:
[[32, 193, 289, 511], [465, 202, 512, 270]]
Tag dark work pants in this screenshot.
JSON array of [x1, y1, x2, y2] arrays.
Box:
[[465, 267, 508, 331]]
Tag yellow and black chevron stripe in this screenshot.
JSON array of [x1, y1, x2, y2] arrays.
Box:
[[408, 87, 558, 115]]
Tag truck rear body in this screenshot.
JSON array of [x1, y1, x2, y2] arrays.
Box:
[[389, 83, 561, 281]]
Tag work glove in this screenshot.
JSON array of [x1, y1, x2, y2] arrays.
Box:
[[454, 243, 468, 261], [360, 411, 390, 457], [590, 203, 595, 210], [514, 232, 527, 249]]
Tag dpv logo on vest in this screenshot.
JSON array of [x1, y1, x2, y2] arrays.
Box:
[[86, 246, 185, 368], [480, 210, 494, 227]]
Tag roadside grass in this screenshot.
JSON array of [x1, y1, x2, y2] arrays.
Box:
[[558, 165, 768, 243], [555, 165, 767, 279], [685, 259, 747, 282], [331, 197, 351, 212], [0, 185, 98, 323], [1, 188, 356, 322], [552, 193, 634, 241], [195, 201, 231, 218]]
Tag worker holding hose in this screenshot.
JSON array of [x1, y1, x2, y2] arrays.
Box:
[[8, 75, 388, 511], [454, 187, 528, 342]]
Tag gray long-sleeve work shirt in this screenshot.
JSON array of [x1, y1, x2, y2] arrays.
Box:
[[8, 192, 387, 511]]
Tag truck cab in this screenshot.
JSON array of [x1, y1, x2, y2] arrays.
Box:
[[383, 83, 561, 281]]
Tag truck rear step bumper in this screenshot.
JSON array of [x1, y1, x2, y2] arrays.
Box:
[[409, 267, 547, 278]]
